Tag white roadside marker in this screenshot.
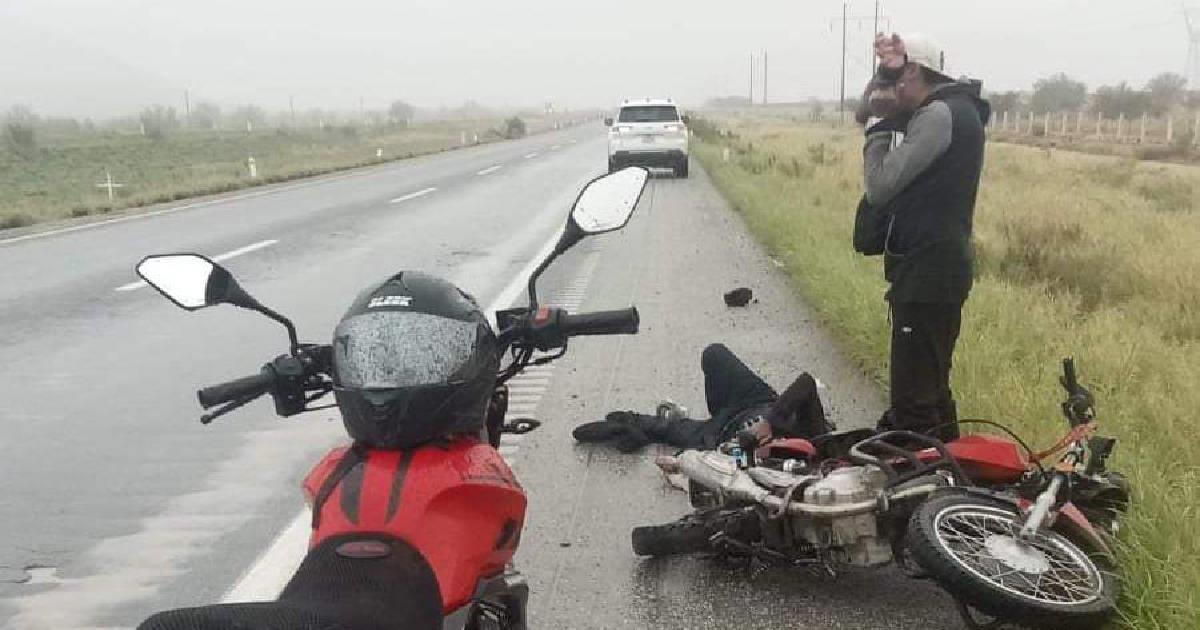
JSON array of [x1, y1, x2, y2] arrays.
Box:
[[477, 165, 503, 176], [388, 187, 437, 204], [116, 239, 279, 292], [524, 153, 539, 159]]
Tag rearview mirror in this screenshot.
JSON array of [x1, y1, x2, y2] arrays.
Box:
[[136, 254, 230, 311], [524, 166, 649, 310], [681, 114, 691, 125], [603, 117, 613, 127], [570, 166, 648, 235], [136, 253, 302, 353]]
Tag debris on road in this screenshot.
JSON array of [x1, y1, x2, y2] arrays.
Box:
[[724, 287, 754, 307]]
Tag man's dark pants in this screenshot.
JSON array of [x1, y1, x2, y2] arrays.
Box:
[[887, 301, 963, 439], [659, 344, 778, 448]]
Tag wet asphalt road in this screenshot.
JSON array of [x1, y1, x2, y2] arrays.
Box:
[[0, 124, 966, 629]]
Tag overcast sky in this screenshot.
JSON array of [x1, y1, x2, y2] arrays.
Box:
[[0, 0, 1190, 118]]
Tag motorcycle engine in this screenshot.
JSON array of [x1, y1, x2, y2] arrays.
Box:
[[796, 466, 893, 567]]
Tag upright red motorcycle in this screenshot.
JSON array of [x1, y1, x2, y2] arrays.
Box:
[[133, 166, 650, 630]]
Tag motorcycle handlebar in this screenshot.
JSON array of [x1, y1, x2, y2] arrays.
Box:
[[558, 307, 640, 337], [197, 370, 274, 409]]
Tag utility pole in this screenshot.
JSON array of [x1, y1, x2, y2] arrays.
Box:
[[183, 90, 191, 127], [840, 2, 847, 122], [290, 96, 296, 127], [763, 51, 769, 105], [1185, 5, 1200, 87], [749, 53, 755, 106], [831, 5, 893, 124]]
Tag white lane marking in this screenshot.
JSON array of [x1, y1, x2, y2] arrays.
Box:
[[550, 145, 562, 150], [115, 239, 279, 292], [477, 165, 503, 176], [389, 187, 437, 204], [222, 221, 567, 604], [524, 152, 539, 159]]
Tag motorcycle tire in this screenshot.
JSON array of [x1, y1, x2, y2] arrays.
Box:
[[906, 493, 1119, 630], [632, 517, 713, 557]]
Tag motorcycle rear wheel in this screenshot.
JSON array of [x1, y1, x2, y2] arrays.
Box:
[[632, 516, 714, 557], [906, 493, 1118, 630]]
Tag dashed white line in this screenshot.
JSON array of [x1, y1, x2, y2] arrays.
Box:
[[550, 145, 562, 150], [477, 165, 503, 176], [116, 239, 278, 292], [389, 187, 437, 204], [524, 152, 539, 159]]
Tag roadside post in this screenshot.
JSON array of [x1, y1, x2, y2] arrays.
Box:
[[247, 156, 257, 179], [95, 169, 124, 203]]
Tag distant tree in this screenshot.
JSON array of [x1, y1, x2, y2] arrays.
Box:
[[987, 90, 1024, 115], [503, 116, 526, 139], [388, 100, 415, 127], [1031, 74, 1087, 113], [139, 105, 179, 139], [705, 95, 752, 108], [1146, 72, 1187, 115], [1092, 82, 1151, 118], [809, 98, 825, 121], [230, 105, 267, 131], [4, 105, 38, 156], [191, 101, 222, 129]]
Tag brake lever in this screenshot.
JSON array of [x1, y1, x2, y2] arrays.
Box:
[[200, 392, 262, 424]]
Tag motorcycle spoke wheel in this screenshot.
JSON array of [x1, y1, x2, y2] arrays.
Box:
[[932, 504, 1103, 607]]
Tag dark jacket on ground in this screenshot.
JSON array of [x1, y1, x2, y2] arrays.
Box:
[[862, 82, 992, 303]]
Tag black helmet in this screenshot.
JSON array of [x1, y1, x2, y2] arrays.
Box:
[[331, 271, 500, 448]]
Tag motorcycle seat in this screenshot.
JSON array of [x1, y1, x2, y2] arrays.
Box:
[[138, 534, 443, 630]]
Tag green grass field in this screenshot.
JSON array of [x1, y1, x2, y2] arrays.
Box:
[[0, 116, 567, 231], [693, 113, 1199, 629]]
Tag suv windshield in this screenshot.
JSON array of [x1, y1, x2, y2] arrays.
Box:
[[618, 106, 679, 123]]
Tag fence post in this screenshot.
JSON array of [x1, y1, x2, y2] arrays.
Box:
[[1002, 111, 1009, 131], [1117, 113, 1125, 141], [1193, 113, 1200, 147], [1028, 111, 1035, 134], [1167, 116, 1174, 144], [1061, 112, 1068, 135], [1096, 112, 1103, 139], [1140, 113, 1148, 143], [1077, 110, 1084, 135], [1043, 112, 1051, 136]]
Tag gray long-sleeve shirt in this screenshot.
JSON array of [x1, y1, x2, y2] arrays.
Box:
[[863, 99, 953, 208]]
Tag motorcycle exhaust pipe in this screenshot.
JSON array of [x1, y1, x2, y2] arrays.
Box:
[[677, 451, 941, 518]]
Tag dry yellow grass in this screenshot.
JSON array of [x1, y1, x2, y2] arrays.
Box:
[[693, 113, 1199, 629]]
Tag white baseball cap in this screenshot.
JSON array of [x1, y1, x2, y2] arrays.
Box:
[[901, 33, 950, 79]]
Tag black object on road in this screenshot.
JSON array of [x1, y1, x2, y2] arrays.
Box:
[[723, 287, 753, 307]]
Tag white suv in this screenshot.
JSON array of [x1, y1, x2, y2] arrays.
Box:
[[606, 98, 689, 178]]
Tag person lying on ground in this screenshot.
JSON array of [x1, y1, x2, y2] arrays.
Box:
[[572, 343, 833, 453]]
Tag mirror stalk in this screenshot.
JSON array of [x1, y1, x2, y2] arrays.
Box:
[[222, 279, 301, 355], [527, 221, 584, 310]]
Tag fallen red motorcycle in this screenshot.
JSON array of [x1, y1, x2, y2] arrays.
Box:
[[133, 166, 650, 629], [635, 359, 1129, 630]]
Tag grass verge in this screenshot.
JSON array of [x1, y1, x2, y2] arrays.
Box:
[[693, 114, 1199, 630], [0, 116, 573, 232]]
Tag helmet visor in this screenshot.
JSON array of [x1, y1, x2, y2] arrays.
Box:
[[333, 311, 480, 389]]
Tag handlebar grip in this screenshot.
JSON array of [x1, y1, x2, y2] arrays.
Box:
[[197, 371, 274, 409], [558, 307, 640, 337]]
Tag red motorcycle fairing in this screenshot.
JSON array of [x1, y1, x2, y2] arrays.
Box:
[[918, 434, 1030, 483], [302, 436, 527, 613]]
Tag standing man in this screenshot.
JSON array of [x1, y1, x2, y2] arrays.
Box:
[[858, 34, 991, 441]]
